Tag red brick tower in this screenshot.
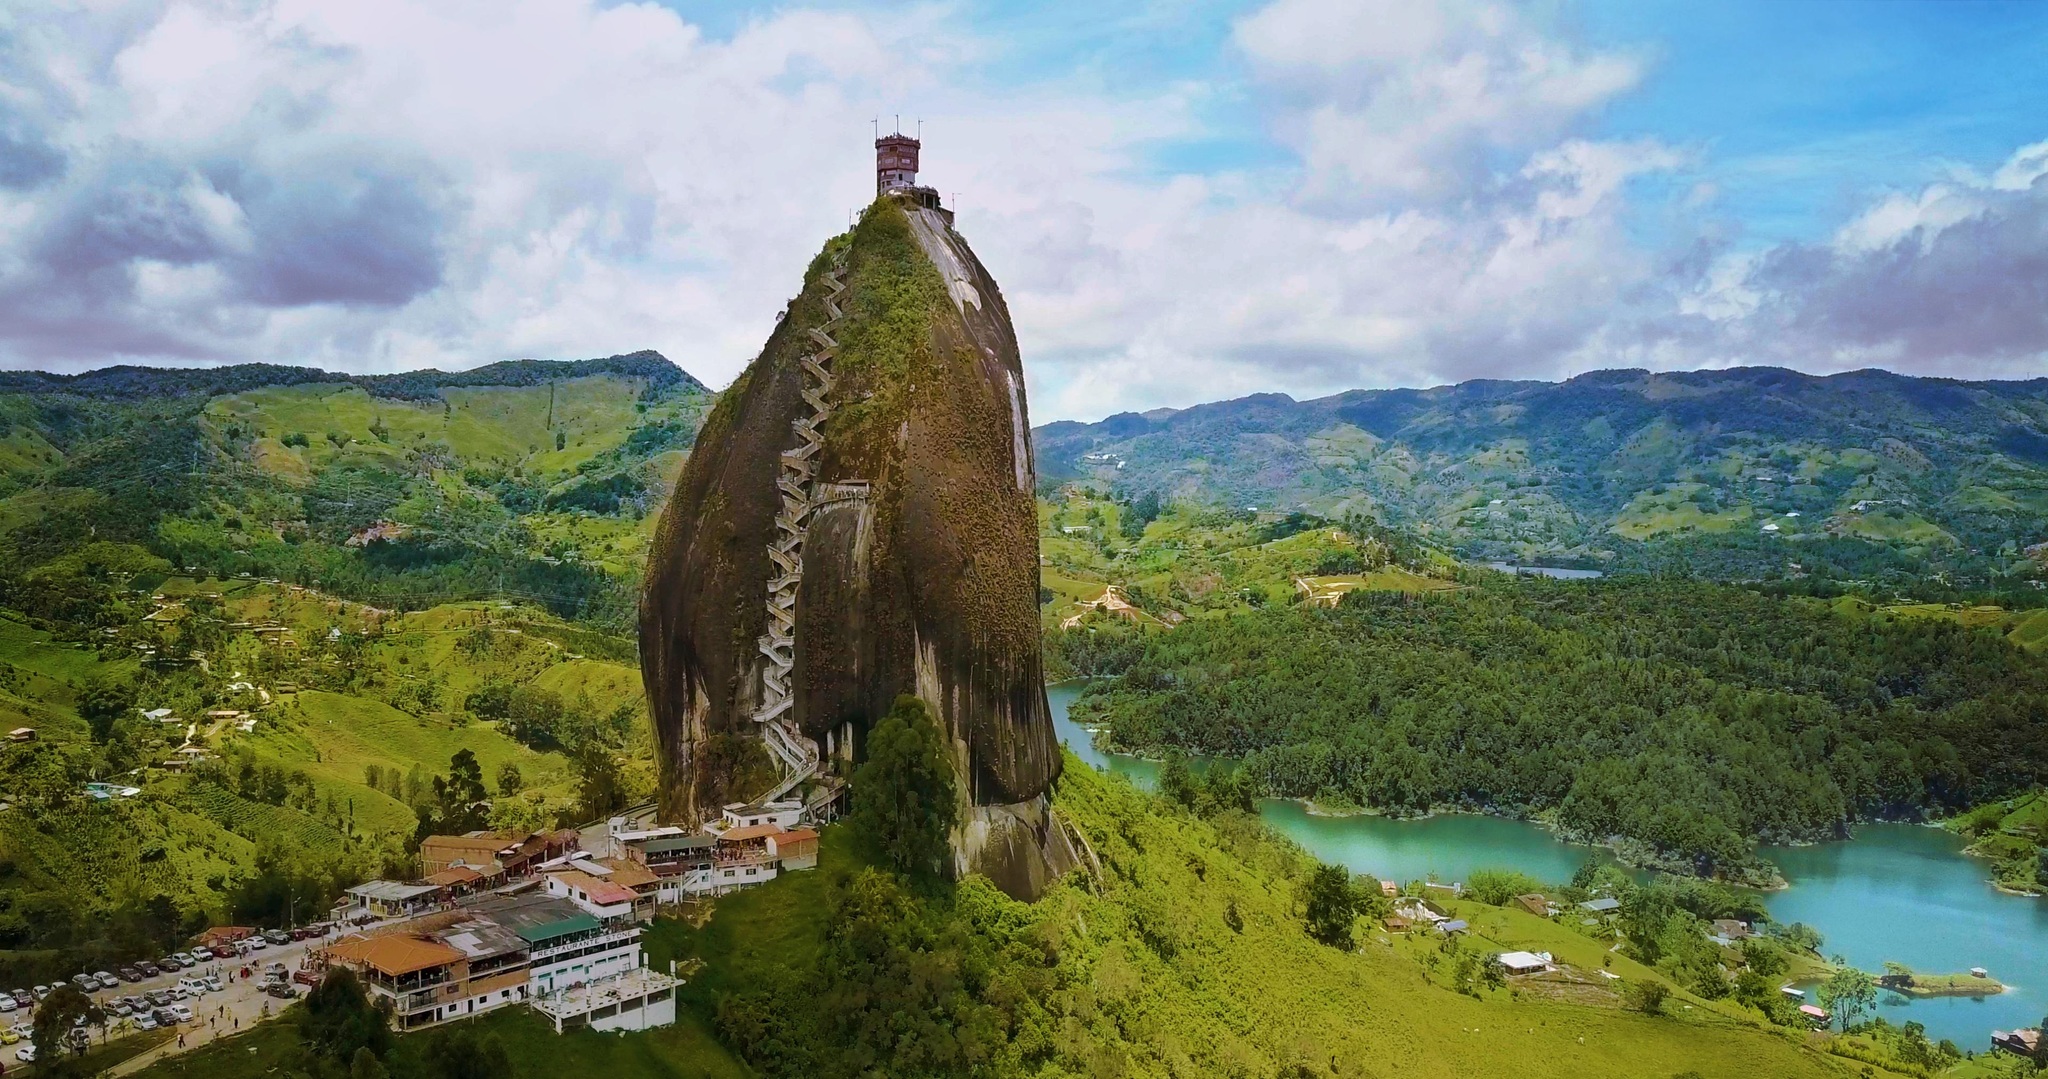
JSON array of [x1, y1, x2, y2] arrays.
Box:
[[876, 133, 919, 195]]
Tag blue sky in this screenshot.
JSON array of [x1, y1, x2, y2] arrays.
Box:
[[0, 0, 2043, 418]]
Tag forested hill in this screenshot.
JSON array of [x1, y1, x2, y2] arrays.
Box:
[[0, 350, 714, 632], [0, 349, 704, 401], [1065, 577, 2048, 884], [1033, 367, 2048, 589]]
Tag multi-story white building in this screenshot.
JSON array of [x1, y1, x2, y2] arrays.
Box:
[[322, 893, 666, 1033]]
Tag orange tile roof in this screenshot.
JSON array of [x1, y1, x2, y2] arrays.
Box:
[[718, 823, 783, 843], [551, 869, 638, 907], [326, 933, 464, 977], [423, 866, 484, 887], [595, 860, 660, 888], [775, 828, 819, 845], [421, 834, 515, 855]]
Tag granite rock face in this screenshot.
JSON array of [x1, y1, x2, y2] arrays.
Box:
[[640, 195, 1074, 898]]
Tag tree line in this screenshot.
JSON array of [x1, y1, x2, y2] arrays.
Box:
[[1062, 578, 2048, 878]]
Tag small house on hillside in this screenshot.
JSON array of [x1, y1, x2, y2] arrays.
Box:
[[7, 727, 34, 742], [1993, 1029, 2042, 1059], [1514, 893, 1552, 917], [1495, 951, 1552, 975], [1579, 897, 1621, 915], [767, 829, 820, 871]]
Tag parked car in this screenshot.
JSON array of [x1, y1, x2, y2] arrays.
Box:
[[0, 1028, 17, 1044], [146, 989, 172, 1007], [117, 966, 141, 983], [105, 1000, 130, 1018], [151, 1007, 176, 1026], [246, 937, 268, 951], [70, 973, 96, 991], [30, 985, 50, 1002], [16, 1042, 35, 1062], [176, 977, 208, 997], [168, 1004, 193, 1022], [155, 956, 180, 972], [263, 929, 291, 945], [95, 971, 119, 990], [264, 983, 298, 1000], [0, 993, 14, 1012], [137, 962, 160, 978], [134, 1013, 158, 1031], [190, 947, 213, 962], [203, 976, 223, 993]]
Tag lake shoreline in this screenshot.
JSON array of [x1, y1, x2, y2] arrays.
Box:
[[1047, 682, 2048, 1049]]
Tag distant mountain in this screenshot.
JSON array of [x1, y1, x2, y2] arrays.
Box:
[[0, 349, 705, 401], [0, 350, 715, 629], [1033, 367, 2048, 587]]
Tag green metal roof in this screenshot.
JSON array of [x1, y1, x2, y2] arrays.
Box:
[[515, 913, 601, 944]]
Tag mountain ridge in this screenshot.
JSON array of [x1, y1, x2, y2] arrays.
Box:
[[0, 349, 706, 401], [1032, 364, 2048, 586]]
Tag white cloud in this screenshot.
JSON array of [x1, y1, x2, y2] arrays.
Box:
[[0, 0, 2038, 421]]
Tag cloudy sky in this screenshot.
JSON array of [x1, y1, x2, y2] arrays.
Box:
[[2, 0, 2044, 420]]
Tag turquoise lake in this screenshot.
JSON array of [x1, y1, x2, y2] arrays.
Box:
[[1049, 682, 2047, 1048]]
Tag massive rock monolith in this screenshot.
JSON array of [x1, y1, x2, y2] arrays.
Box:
[[639, 189, 1076, 900]]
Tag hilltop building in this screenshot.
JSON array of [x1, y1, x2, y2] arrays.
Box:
[[875, 130, 946, 214]]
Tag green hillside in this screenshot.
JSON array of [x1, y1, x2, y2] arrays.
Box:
[[648, 759, 1913, 1077], [1034, 367, 2048, 597], [0, 573, 654, 984], [0, 351, 711, 634]]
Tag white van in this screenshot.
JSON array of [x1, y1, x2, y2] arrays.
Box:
[[176, 977, 209, 997]]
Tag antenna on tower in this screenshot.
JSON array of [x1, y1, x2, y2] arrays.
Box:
[[894, 113, 900, 135], [917, 118, 922, 139], [871, 117, 878, 139]]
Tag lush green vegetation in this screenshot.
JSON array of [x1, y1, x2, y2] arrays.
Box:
[[1064, 577, 2048, 881], [1034, 367, 2048, 600], [1948, 790, 2048, 893], [0, 575, 655, 983], [0, 352, 708, 634], [641, 755, 1894, 1079]]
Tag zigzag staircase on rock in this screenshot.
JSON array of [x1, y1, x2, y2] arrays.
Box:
[[751, 255, 850, 805]]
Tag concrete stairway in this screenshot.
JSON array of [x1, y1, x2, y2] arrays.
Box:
[[750, 257, 849, 806]]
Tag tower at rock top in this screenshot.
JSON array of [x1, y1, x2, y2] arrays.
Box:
[[876, 132, 919, 194], [639, 144, 1078, 901]]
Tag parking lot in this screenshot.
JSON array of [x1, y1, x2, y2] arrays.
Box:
[[0, 926, 352, 1075]]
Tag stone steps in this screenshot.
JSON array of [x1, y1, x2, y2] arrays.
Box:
[[749, 259, 851, 797]]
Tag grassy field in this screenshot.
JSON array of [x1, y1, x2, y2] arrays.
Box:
[[236, 690, 573, 838], [0, 611, 138, 739], [1610, 483, 1757, 540], [520, 510, 661, 574], [1832, 507, 1957, 547], [203, 376, 661, 482], [646, 757, 1895, 1079]]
